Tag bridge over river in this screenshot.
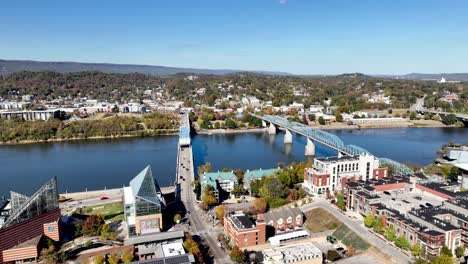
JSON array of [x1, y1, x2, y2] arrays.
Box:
[[251, 114, 414, 176]]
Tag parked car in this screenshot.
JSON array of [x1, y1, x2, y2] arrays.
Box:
[[100, 196, 109, 200]]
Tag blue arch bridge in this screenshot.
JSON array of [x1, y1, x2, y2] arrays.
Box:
[[250, 114, 414, 176]]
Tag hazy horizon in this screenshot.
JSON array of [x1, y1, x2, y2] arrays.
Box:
[[1, 0, 467, 75]]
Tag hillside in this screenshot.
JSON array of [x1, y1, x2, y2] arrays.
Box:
[[0, 59, 291, 76]]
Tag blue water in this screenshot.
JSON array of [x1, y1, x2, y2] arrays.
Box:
[[0, 128, 466, 196]]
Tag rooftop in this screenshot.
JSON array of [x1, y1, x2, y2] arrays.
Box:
[[316, 155, 359, 163], [262, 242, 321, 264], [263, 207, 302, 224], [230, 214, 256, 230]]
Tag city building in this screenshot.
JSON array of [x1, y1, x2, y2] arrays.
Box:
[[345, 179, 468, 257], [454, 163, 468, 190], [125, 230, 194, 262], [0, 178, 61, 264], [308, 105, 324, 114], [243, 168, 279, 193], [200, 171, 237, 201], [224, 213, 266, 248], [303, 153, 387, 196], [124, 166, 166, 237], [437, 146, 468, 165], [0, 110, 65, 121], [262, 242, 322, 264], [263, 207, 303, 235]]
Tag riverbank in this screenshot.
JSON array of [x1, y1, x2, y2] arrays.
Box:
[[197, 120, 456, 134], [197, 127, 267, 134], [0, 130, 178, 145]]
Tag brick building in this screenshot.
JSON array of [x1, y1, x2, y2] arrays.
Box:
[[223, 213, 266, 248], [303, 153, 387, 196]]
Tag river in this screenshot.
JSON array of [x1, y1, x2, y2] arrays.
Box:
[[0, 127, 466, 196]]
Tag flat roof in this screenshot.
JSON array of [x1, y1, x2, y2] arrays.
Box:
[[263, 242, 321, 263], [123, 186, 134, 205], [231, 214, 255, 230], [125, 230, 185, 245], [268, 230, 309, 245]]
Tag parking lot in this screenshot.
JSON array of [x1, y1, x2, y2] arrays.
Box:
[[379, 187, 446, 215]]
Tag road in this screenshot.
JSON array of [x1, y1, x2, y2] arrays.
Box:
[[177, 146, 232, 264], [300, 199, 412, 264]]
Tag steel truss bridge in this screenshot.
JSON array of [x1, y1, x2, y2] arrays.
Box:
[[252, 114, 414, 176]]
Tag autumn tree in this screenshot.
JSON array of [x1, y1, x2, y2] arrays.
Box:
[[230, 245, 246, 263], [121, 250, 134, 263], [215, 205, 225, 223], [82, 215, 105, 236], [108, 253, 120, 264], [253, 198, 267, 213]]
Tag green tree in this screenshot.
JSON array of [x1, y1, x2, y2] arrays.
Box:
[[335, 113, 343, 122], [336, 192, 346, 211], [326, 250, 341, 261], [441, 245, 453, 257], [174, 214, 182, 223], [455, 246, 464, 258], [442, 114, 457, 125], [430, 254, 455, 264], [373, 216, 385, 234], [250, 179, 262, 197], [225, 118, 238, 129], [318, 116, 326, 125], [409, 111, 417, 120], [395, 235, 410, 250], [230, 246, 246, 263], [364, 213, 376, 228], [384, 225, 397, 241], [411, 244, 423, 257]]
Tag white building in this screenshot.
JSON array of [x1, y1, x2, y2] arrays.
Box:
[[303, 154, 387, 195], [308, 105, 324, 114], [263, 242, 322, 264]]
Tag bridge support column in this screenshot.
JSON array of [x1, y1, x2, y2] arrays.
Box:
[[261, 120, 267, 127], [284, 129, 293, 144], [305, 138, 315, 156], [268, 123, 277, 135]]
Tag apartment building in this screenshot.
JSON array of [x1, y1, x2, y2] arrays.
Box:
[[303, 153, 387, 196], [223, 213, 266, 248]]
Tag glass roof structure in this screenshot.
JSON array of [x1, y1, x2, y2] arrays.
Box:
[[2, 177, 59, 229]]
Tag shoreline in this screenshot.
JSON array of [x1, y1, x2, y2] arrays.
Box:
[[0, 122, 461, 146], [0, 131, 178, 146]]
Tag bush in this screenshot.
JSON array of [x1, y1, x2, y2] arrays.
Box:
[[327, 250, 341, 261]]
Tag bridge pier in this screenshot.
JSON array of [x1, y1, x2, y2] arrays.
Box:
[[262, 120, 267, 127], [284, 129, 293, 144], [305, 138, 315, 156], [268, 123, 277, 135]]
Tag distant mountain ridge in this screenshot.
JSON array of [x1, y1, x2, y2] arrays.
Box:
[[0, 59, 291, 76], [376, 73, 468, 81], [1, 59, 467, 80]]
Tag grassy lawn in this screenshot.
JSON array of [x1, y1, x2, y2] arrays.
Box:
[[332, 224, 370, 251], [304, 208, 342, 233], [82, 202, 124, 222]]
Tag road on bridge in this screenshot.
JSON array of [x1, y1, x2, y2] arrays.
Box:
[[178, 146, 232, 264], [301, 199, 412, 264]]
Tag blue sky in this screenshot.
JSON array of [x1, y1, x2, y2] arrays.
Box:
[[1, 0, 467, 75]]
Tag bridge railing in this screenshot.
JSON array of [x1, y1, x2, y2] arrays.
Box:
[[253, 113, 415, 176]]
